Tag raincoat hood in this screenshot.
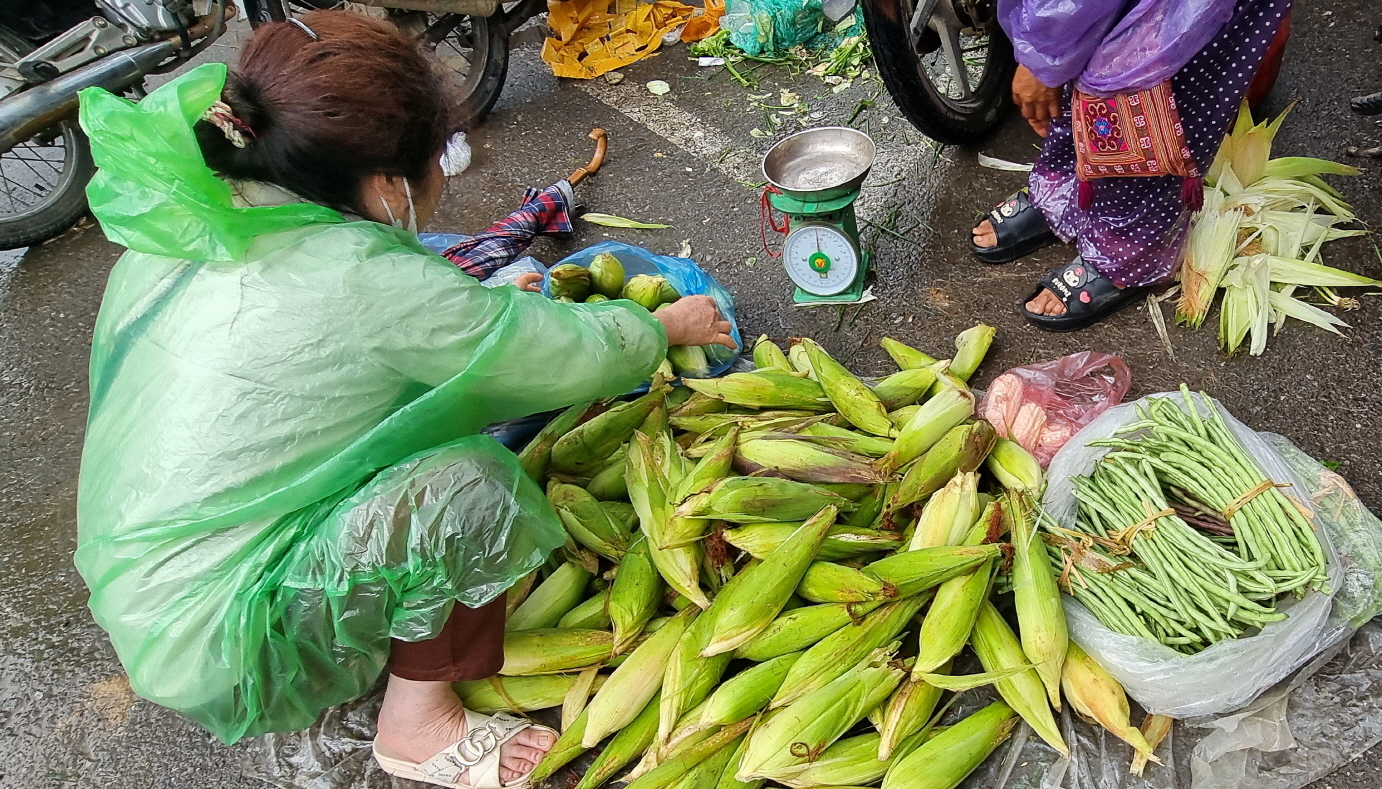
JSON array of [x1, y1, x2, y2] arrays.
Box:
[[77, 62, 344, 262]]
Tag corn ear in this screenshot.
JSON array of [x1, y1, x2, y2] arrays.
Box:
[[725, 522, 901, 562], [873, 366, 939, 410], [609, 534, 665, 654], [738, 647, 905, 781], [676, 476, 852, 523], [801, 338, 896, 437], [865, 544, 1001, 598], [769, 729, 920, 788], [583, 608, 695, 746], [948, 323, 996, 383], [454, 673, 608, 714], [518, 400, 595, 482], [551, 387, 666, 474], [787, 341, 816, 378], [573, 692, 662, 789], [877, 666, 948, 760], [772, 596, 928, 708], [1063, 641, 1157, 762], [703, 506, 839, 656], [735, 600, 883, 660], [753, 335, 793, 371], [881, 386, 975, 471], [668, 345, 712, 379], [986, 438, 1044, 492], [880, 701, 1018, 789], [1007, 490, 1067, 711], [682, 370, 831, 410], [796, 561, 894, 603], [800, 422, 896, 457], [913, 513, 996, 675], [500, 628, 613, 676], [628, 431, 709, 609], [737, 437, 894, 484], [669, 651, 803, 752], [662, 426, 737, 549], [971, 602, 1068, 756], [672, 391, 729, 417], [551, 480, 632, 560], [507, 562, 593, 631], [890, 421, 997, 511], [558, 589, 611, 630], [880, 337, 938, 370], [587, 446, 630, 500], [908, 471, 980, 549], [660, 609, 733, 744]]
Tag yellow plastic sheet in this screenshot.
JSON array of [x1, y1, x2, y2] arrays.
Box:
[[542, 0, 725, 79]]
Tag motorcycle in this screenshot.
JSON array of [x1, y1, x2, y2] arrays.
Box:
[[242, 0, 546, 131], [861, 0, 1015, 145], [0, 0, 233, 250]]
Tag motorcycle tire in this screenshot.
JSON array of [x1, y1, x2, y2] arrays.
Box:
[[862, 0, 1015, 145], [250, 2, 509, 128], [0, 18, 96, 250]]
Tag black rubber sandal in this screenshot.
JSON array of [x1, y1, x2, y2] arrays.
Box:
[[1019, 258, 1148, 332], [970, 189, 1058, 264]]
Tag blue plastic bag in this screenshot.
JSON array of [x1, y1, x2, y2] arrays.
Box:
[[543, 241, 743, 379]]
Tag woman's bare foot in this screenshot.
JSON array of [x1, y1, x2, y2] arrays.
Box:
[[1025, 287, 1067, 316], [972, 219, 998, 249], [376, 674, 555, 785]]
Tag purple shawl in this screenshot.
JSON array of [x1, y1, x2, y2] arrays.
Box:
[[999, 0, 1240, 95]]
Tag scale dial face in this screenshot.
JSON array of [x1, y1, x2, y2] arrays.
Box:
[[782, 222, 861, 296]]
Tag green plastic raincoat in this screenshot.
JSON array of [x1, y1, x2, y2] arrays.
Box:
[[73, 63, 666, 743]]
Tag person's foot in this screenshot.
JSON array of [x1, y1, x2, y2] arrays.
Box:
[[376, 675, 555, 785], [1025, 287, 1068, 317], [972, 218, 998, 249]]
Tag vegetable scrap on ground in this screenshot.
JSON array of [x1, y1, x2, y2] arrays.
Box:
[[469, 317, 1348, 789]]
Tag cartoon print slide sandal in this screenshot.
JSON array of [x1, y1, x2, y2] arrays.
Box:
[[971, 188, 1058, 264], [1020, 258, 1148, 332]]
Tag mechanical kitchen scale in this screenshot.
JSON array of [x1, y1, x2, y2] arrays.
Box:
[[762, 127, 877, 305]]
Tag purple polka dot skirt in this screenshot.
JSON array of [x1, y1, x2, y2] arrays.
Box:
[[1029, 0, 1293, 289]]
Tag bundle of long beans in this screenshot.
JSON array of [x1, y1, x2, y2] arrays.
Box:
[[1043, 386, 1328, 654]]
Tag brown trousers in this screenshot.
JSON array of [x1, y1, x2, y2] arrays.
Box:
[[387, 593, 507, 682]]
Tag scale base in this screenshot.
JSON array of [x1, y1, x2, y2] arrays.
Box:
[[791, 252, 871, 306]]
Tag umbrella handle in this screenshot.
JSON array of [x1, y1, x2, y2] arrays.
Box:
[[568, 128, 608, 186]]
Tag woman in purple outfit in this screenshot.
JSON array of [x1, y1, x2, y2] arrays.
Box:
[[970, 0, 1292, 331]]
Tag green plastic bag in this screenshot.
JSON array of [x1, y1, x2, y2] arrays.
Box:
[[74, 64, 667, 742]]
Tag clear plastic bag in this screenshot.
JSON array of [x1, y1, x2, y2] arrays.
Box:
[[544, 240, 744, 378], [978, 351, 1131, 466]]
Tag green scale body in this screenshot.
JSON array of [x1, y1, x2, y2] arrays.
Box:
[[768, 187, 872, 305]]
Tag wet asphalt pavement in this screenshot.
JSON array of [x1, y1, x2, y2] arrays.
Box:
[[1, 1, 1381, 787]]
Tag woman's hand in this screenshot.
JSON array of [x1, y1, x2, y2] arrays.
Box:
[[514, 272, 544, 293], [1012, 65, 1061, 137], [654, 295, 737, 349]]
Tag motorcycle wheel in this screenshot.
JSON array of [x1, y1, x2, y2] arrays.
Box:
[[862, 0, 1015, 145], [251, 2, 509, 129], [0, 33, 96, 250]]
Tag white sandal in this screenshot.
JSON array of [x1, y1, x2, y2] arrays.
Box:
[[372, 710, 556, 789]]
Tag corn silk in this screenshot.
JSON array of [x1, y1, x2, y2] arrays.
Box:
[[73, 63, 667, 743]]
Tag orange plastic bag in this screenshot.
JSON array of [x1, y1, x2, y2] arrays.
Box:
[[542, 0, 724, 79]]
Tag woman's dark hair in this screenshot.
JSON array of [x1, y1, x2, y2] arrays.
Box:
[[195, 11, 452, 214]]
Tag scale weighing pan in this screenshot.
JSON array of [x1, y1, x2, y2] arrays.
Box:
[[762, 127, 876, 202]]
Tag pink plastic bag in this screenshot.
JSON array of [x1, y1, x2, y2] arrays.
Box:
[[978, 352, 1132, 466]]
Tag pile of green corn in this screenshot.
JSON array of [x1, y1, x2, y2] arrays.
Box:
[[547, 252, 715, 377], [1047, 387, 1329, 654], [465, 328, 1170, 789]]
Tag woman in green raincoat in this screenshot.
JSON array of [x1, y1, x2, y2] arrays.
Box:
[[74, 12, 734, 789]]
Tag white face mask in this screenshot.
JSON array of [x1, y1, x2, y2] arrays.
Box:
[[380, 177, 418, 233]]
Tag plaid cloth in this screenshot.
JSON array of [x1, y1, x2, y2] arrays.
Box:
[[440, 182, 574, 279]]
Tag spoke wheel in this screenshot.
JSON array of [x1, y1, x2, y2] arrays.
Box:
[[862, 0, 1015, 144], [0, 37, 95, 249]]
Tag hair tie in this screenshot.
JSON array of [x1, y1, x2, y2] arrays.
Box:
[[202, 100, 256, 149], [289, 18, 320, 40]]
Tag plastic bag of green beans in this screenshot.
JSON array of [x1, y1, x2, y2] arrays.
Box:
[[1042, 392, 1382, 719]]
